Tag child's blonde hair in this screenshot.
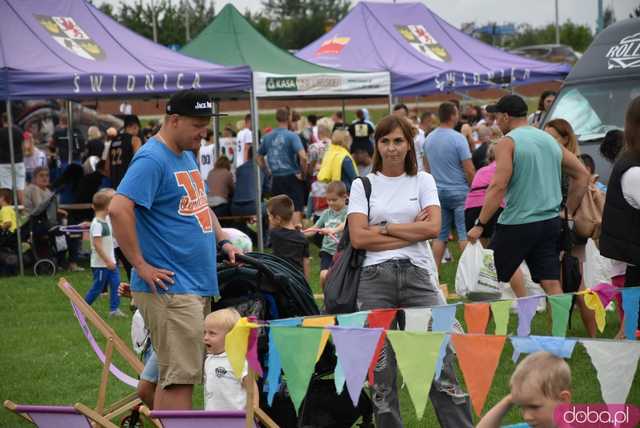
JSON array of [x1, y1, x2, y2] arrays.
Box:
[[510, 352, 571, 400], [205, 308, 241, 333], [92, 190, 113, 211], [326, 181, 347, 197]]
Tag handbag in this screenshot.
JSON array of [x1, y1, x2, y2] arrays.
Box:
[[573, 183, 605, 239], [323, 176, 371, 314]]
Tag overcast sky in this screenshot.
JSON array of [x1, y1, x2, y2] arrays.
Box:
[[102, 0, 638, 31]]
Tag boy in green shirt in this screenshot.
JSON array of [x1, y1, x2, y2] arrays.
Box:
[[304, 181, 348, 289]]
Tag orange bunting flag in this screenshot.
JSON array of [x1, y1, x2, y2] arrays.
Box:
[[451, 334, 506, 416], [302, 316, 336, 361], [367, 309, 397, 385], [464, 303, 491, 334]]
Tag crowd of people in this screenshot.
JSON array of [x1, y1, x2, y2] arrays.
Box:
[[2, 86, 640, 427]]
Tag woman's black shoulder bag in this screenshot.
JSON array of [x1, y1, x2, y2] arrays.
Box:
[[323, 176, 372, 314]]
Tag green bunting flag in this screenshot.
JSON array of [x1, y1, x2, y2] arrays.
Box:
[[386, 331, 445, 420], [549, 294, 573, 337], [271, 326, 323, 414], [490, 300, 512, 335]]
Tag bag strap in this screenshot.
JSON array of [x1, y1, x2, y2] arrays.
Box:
[[360, 176, 372, 220]]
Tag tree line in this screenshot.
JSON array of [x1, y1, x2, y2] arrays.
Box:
[[94, 0, 640, 54]]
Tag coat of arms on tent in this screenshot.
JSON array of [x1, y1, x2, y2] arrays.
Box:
[[35, 15, 105, 61], [396, 25, 450, 63]]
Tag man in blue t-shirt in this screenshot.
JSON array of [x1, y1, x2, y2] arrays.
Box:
[[257, 108, 307, 225], [424, 101, 475, 269], [109, 90, 240, 411]]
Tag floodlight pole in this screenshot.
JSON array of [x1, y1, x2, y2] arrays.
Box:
[[151, 0, 158, 43], [249, 89, 264, 252], [597, 0, 604, 33], [6, 100, 24, 276], [555, 0, 560, 44]]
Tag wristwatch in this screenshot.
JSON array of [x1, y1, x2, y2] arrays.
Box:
[[474, 218, 486, 229]]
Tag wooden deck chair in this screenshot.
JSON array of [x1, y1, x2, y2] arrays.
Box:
[[57, 278, 144, 422], [4, 400, 118, 428], [138, 369, 279, 428]]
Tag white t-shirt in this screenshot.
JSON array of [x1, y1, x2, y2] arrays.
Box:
[[621, 166, 640, 210], [90, 217, 115, 268], [414, 128, 425, 172], [199, 143, 216, 180], [204, 353, 247, 411], [347, 171, 440, 271], [235, 128, 252, 168]]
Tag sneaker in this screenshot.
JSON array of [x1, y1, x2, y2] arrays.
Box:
[[109, 309, 127, 318]]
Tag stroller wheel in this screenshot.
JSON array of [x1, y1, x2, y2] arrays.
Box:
[[33, 259, 56, 277]]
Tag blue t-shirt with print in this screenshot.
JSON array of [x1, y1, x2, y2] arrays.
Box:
[[424, 127, 472, 192], [258, 128, 303, 176], [117, 137, 218, 296]]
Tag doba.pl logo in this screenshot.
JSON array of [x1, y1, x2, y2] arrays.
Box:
[[554, 404, 640, 428]]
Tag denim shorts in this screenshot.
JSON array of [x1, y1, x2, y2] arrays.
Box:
[[437, 188, 469, 241], [140, 348, 159, 383]]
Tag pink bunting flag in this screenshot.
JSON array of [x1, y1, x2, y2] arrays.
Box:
[[247, 316, 263, 376]]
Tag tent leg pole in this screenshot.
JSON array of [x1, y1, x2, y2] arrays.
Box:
[[66, 101, 73, 165], [213, 99, 220, 159], [6, 100, 24, 276], [249, 90, 263, 252], [341, 99, 346, 123], [388, 93, 393, 114]]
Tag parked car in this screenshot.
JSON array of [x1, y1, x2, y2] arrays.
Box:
[[510, 44, 581, 65], [542, 19, 640, 183]]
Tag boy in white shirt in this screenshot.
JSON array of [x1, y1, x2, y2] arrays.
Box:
[[203, 308, 256, 411], [84, 190, 125, 317]]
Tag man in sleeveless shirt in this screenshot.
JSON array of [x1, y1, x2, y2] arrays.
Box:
[[107, 115, 142, 189], [467, 95, 589, 296]]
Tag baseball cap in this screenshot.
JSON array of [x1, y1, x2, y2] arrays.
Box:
[[165, 90, 227, 117], [486, 94, 528, 117]]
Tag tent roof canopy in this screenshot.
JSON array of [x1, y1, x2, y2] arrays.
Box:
[[0, 0, 252, 100], [296, 1, 570, 96], [181, 4, 390, 98]]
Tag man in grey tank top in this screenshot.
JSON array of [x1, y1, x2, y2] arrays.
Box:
[[467, 94, 589, 297]]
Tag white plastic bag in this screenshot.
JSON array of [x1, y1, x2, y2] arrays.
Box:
[[583, 238, 615, 289], [131, 309, 149, 355], [455, 242, 500, 297]]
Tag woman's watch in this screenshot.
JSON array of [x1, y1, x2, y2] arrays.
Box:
[[217, 239, 232, 252], [474, 218, 486, 229]]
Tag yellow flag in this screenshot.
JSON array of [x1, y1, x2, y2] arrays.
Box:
[[302, 316, 336, 361], [225, 317, 258, 379], [583, 290, 606, 333]]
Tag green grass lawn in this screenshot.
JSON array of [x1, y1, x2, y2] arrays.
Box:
[[1, 244, 638, 427]]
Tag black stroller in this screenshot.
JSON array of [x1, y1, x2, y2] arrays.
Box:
[[214, 252, 373, 428], [17, 192, 67, 276]]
